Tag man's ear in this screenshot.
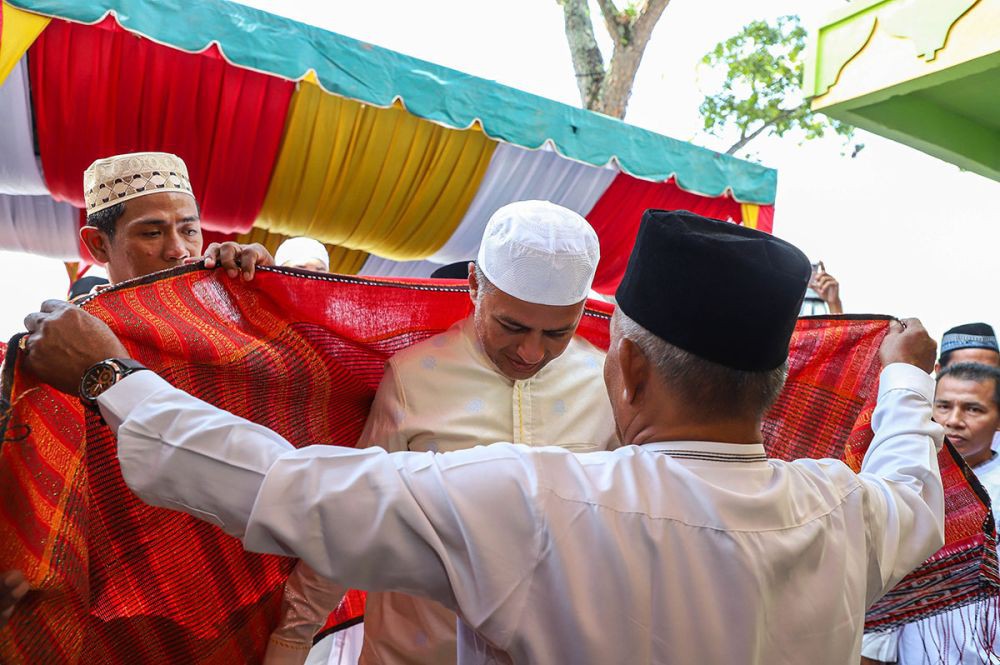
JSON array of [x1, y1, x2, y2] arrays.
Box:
[[467, 263, 479, 303], [80, 226, 111, 264], [618, 337, 650, 405]]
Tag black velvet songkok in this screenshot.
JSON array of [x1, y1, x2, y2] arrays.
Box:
[[615, 209, 811, 371]]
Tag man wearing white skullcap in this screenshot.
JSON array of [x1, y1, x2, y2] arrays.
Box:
[[266, 200, 616, 665], [275, 237, 330, 273]]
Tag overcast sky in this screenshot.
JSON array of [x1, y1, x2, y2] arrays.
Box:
[[4, 0, 998, 342]]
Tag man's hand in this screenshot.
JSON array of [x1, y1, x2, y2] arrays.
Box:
[[1, 570, 29, 627], [23, 301, 129, 395], [879, 318, 936, 373], [809, 262, 843, 314], [199, 242, 274, 281]]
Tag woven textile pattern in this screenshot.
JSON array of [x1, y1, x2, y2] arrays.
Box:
[[0, 268, 994, 663]]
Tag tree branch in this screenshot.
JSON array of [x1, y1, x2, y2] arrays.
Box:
[[593, 0, 672, 118], [724, 103, 803, 154], [594, 0, 622, 39], [557, 0, 607, 109], [633, 0, 672, 41]]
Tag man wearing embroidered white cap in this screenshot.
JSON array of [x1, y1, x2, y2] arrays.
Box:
[[266, 200, 617, 665], [79, 151, 274, 287], [275, 237, 330, 273]]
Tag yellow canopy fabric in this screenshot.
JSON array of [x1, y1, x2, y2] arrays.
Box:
[[255, 76, 496, 261], [235, 226, 369, 275], [0, 1, 50, 84], [740, 203, 760, 230]]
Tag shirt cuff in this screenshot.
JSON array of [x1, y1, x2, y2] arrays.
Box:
[[860, 629, 899, 661], [98, 370, 176, 434], [878, 363, 935, 405]]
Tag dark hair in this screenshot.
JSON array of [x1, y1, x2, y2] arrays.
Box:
[[85, 202, 127, 239], [938, 362, 1000, 409], [938, 348, 1000, 369]]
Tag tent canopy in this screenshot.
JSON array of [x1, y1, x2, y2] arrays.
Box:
[[0, 0, 778, 292]]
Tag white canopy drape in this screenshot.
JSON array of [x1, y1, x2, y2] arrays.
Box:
[[359, 143, 617, 277], [0, 194, 81, 259], [0, 59, 49, 195]]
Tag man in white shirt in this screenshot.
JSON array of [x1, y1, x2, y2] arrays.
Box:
[[22, 209, 945, 664], [270, 200, 615, 664], [861, 362, 1000, 664]]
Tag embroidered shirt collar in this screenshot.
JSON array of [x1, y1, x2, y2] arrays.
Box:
[[639, 440, 768, 464]]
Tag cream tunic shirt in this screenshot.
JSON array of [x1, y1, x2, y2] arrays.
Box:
[[359, 316, 617, 453], [101, 363, 944, 665], [355, 316, 616, 663]]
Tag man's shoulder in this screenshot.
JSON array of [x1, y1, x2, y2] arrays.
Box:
[[544, 335, 607, 384], [387, 320, 482, 385]]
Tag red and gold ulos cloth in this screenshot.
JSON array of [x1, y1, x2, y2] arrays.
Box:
[[0, 266, 995, 663]]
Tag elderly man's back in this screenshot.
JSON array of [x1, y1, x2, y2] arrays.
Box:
[[447, 367, 943, 664]]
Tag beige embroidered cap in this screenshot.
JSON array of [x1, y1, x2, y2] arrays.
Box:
[[83, 151, 195, 214]]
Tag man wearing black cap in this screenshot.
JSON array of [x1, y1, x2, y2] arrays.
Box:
[[21, 210, 944, 664], [936, 322, 1000, 454], [936, 322, 999, 373]]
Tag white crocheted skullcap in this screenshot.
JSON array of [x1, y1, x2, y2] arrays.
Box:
[[477, 200, 600, 306]]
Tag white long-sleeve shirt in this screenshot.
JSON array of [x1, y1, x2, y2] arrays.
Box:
[[100, 363, 945, 665], [861, 453, 1000, 664]]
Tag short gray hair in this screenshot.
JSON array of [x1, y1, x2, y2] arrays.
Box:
[[611, 309, 788, 419], [473, 263, 497, 303]]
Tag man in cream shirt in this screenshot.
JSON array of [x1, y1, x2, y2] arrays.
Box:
[[269, 200, 616, 664]]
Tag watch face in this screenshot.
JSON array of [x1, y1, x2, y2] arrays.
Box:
[[82, 363, 119, 401]]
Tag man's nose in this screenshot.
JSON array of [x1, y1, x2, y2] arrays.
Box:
[[162, 229, 191, 261], [516, 334, 545, 365], [942, 408, 964, 430]]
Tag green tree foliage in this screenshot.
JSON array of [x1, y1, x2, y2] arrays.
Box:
[[699, 16, 857, 156]]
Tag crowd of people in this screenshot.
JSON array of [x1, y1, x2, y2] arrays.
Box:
[[1, 150, 998, 664]]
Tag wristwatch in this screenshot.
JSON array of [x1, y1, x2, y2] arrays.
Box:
[[80, 358, 148, 406]]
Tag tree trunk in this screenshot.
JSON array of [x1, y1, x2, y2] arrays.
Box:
[[594, 41, 645, 118], [559, 0, 672, 119], [557, 0, 606, 110]]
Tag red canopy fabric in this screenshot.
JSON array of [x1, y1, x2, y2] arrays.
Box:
[[29, 17, 293, 234], [756, 205, 775, 234], [586, 173, 745, 294]]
